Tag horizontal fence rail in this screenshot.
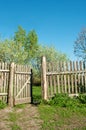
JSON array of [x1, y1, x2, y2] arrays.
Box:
[[41, 56, 86, 100]]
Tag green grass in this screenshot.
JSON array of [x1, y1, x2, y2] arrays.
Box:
[[0, 86, 86, 130], [0, 100, 7, 109], [11, 124, 21, 130], [32, 86, 86, 129], [9, 112, 22, 130], [14, 104, 26, 109], [9, 112, 19, 122], [38, 104, 86, 130], [32, 86, 42, 103]]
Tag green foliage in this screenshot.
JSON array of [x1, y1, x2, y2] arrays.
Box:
[[41, 93, 86, 108], [31, 45, 69, 85], [0, 100, 7, 109], [0, 39, 28, 63], [14, 26, 39, 62], [14, 26, 26, 45], [78, 94, 86, 104], [48, 94, 76, 107], [38, 93, 86, 130], [14, 104, 25, 109], [0, 26, 39, 64], [11, 124, 21, 130], [25, 30, 38, 59], [35, 45, 68, 67]]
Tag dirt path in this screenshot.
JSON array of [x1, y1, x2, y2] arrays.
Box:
[[0, 104, 42, 130]]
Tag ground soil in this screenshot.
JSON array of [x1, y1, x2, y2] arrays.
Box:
[[0, 104, 42, 130]]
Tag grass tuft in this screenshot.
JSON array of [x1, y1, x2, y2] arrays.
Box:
[[0, 100, 7, 109]]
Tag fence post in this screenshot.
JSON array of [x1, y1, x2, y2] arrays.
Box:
[[41, 56, 47, 100], [8, 62, 15, 107]]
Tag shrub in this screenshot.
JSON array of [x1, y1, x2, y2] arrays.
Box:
[[47, 94, 80, 108], [78, 94, 86, 104]]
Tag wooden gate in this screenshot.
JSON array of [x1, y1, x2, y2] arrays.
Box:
[[0, 62, 32, 106], [14, 64, 32, 105]]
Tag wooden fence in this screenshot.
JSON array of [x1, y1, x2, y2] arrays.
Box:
[[0, 62, 32, 107], [41, 56, 86, 100]]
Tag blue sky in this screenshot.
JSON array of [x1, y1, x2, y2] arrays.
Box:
[[0, 0, 86, 60]]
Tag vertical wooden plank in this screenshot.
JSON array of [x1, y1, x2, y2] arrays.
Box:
[[57, 62, 60, 93], [0, 62, 3, 100], [1, 63, 4, 101], [80, 61, 83, 93], [4, 63, 7, 102], [41, 56, 47, 100], [27, 65, 29, 98], [68, 62, 70, 94], [14, 64, 16, 99], [61, 62, 64, 93], [64, 62, 67, 93], [66, 62, 70, 93], [50, 63, 53, 97], [8, 62, 15, 107], [24, 65, 27, 98], [21, 65, 23, 98], [46, 62, 48, 97], [75, 61, 78, 93], [16, 65, 18, 98], [78, 61, 80, 93], [0, 62, 1, 88], [76, 61, 79, 93], [25, 65, 27, 98], [84, 62, 86, 92], [74, 61, 78, 93], [18, 65, 21, 98], [70, 61, 73, 93], [1, 62, 4, 93], [15, 64, 17, 97], [26, 65, 28, 98], [3, 63, 6, 93], [83, 61, 85, 92], [81, 61, 84, 87], [52, 63, 56, 95], [27, 65, 30, 98], [48, 63, 51, 97], [54, 74, 56, 94], [46, 62, 49, 98]]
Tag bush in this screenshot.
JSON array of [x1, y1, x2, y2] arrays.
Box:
[[78, 94, 86, 104], [48, 94, 71, 107], [46, 94, 81, 108]]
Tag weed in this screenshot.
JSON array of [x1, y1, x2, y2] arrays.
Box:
[[9, 112, 22, 130], [0, 100, 7, 109], [14, 104, 25, 109], [78, 94, 86, 104], [11, 124, 21, 130], [9, 112, 18, 122]]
